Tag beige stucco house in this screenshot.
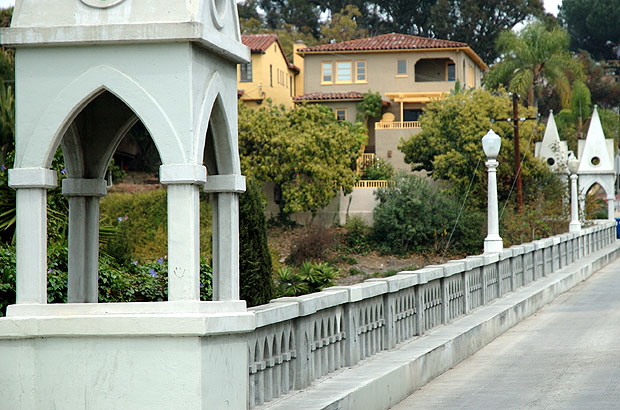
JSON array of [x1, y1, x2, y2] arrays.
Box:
[[238, 34, 299, 109], [295, 33, 488, 171]]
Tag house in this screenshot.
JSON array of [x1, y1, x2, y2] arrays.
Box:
[[238, 34, 300, 109], [294, 33, 488, 171]]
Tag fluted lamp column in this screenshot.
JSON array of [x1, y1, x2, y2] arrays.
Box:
[[482, 129, 503, 254], [568, 156, 581, 232]]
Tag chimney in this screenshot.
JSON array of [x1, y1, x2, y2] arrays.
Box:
[[293, 40, 305, 97]]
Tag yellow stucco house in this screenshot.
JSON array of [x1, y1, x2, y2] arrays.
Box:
[[238, 34, 300, 109], [295, 33, 488, 171]]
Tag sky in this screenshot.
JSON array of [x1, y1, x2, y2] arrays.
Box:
[[0, 0, 564, 16]]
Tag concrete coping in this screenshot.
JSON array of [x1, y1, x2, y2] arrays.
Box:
[[326, 282, 388, 302], [62, 178, 107, 197], [551, 236, 561, 245], [273, 290, 348, 317], [368, 273, 419, 293], [250, 302, 299, 328], [499, 248, 514, 261], [440, 261, 466, 277], [159, 164, 207, 185], [455, 257, 483, 270], [467, 253, 499, 266], [532, 238, 551, 250], [8, 167, 57, 189], [414, 266, 444, 285], [509, 245, 525, 256], [7, 300, 248, 317], [522, 242, 535, 253]]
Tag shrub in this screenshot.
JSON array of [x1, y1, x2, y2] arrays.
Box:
[[286, 226, 334, 265], [361, 157, 394, 181], [373, 174, 484, 255], [99, 189, 212, 263], [342, 216, 373, 254], [239, 180, 274, 307], [274, 262, 338, 297]]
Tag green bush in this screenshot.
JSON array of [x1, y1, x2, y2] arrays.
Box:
[[99, 189, 212, 262], [361, 157, 394, 181], [239, 180, 274, 307], [373, 174, 484, 255], [342, 216, 373, 254], [0, 243, 214, 316], [274, 261, 338, 297]]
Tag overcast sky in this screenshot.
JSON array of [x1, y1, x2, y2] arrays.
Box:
[[0, 0, 564, 16]]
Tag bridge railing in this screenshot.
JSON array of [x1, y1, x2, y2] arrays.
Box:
[[247, 222, 616, 409]]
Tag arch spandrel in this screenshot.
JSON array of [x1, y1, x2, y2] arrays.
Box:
[[14, 65, 186, 170]]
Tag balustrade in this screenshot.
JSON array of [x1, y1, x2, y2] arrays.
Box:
[[248, 222, 616, 409]]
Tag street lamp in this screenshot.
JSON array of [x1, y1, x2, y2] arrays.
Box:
[[482, 129, 503, 253], [568, 155, 581, 232]]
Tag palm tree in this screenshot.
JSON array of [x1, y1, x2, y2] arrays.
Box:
[[484, 21, 584, 109]]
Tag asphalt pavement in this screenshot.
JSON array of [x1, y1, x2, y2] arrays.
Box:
[[391, 256, 620, 410]]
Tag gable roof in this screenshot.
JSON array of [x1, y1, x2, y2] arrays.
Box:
[[298, 33, 487, 69], [242, 34, 279, 53], [241, 34, 299, 72]]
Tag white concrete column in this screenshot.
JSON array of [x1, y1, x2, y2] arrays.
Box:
[[204, 174, 246, 301], [160, 164, 207, 301], [484, 160, 503, 253], [569, 174, 581, 232], [62, 178, 107, 303], [9, 168, 57, 304], [607, 195, 615, 220]]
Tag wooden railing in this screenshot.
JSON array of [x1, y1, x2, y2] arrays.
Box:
[[375, 121, 421, 130], [247, 222, 617, 409], [354, 180, 390, 188]]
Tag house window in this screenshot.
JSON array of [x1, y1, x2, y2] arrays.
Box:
[[404, 109, 423, 122], [397, 60, 407, 76], [240, 62, 252, 82], [356, 61, 367, 82], [322, 62, 333, 84], [335, 108, 347, 121], [270, 64, 273, 87], [336, 61, 352, 83], [447, 63, 456, 81]]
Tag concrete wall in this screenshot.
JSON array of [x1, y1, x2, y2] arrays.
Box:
[[262, 182, 379, 226]]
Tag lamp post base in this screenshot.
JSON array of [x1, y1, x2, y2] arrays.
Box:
[[484, 236, 503, 254], [569, 221, 582, 232]]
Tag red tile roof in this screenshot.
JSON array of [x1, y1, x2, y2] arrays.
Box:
[[294, 92, 364, 102], [298, 33, 468, 53], [294, 92, 391, 106], [241, 34, 300, 73], [242, 34, 279, 53]]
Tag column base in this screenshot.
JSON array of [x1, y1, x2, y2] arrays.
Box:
[[0, 302, 255, 410], [484, 236, 503, 254], [569, 221, 582, 232]]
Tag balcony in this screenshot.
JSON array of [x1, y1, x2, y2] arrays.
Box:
[[375, 121, 420, 130]]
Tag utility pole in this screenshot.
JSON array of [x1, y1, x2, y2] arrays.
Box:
[[491, 94, 537, 213], [513, 93, 524, 212]]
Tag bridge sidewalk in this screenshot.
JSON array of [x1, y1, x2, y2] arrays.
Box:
[[261, 242, 620, 410]]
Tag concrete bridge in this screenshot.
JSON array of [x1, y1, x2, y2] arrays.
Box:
[[255, 222, 620, 410]]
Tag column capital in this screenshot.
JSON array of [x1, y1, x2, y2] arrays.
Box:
[[8, 167, 57, 189], [159, 164, 207, 185], [204, 174, 246, 193], [62, 178, 107, 197]]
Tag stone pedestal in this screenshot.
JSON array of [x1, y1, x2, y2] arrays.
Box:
[[0, 302, 255, 410]]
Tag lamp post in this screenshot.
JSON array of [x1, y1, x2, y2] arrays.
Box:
[[482, 129, 503, 253], [568, 156, 581, 232]]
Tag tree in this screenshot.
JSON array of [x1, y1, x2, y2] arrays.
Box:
[[356, 90, 383, 123], [259, 0, 321, 37], [399, 88, 549, 209], [239, 180, 274, 307], [429, 0, 544, 63], [238, 103, 366, 220], [484, 21, 584, 109], [320, 5, 368, 43], [559, 0, 620, 60]]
